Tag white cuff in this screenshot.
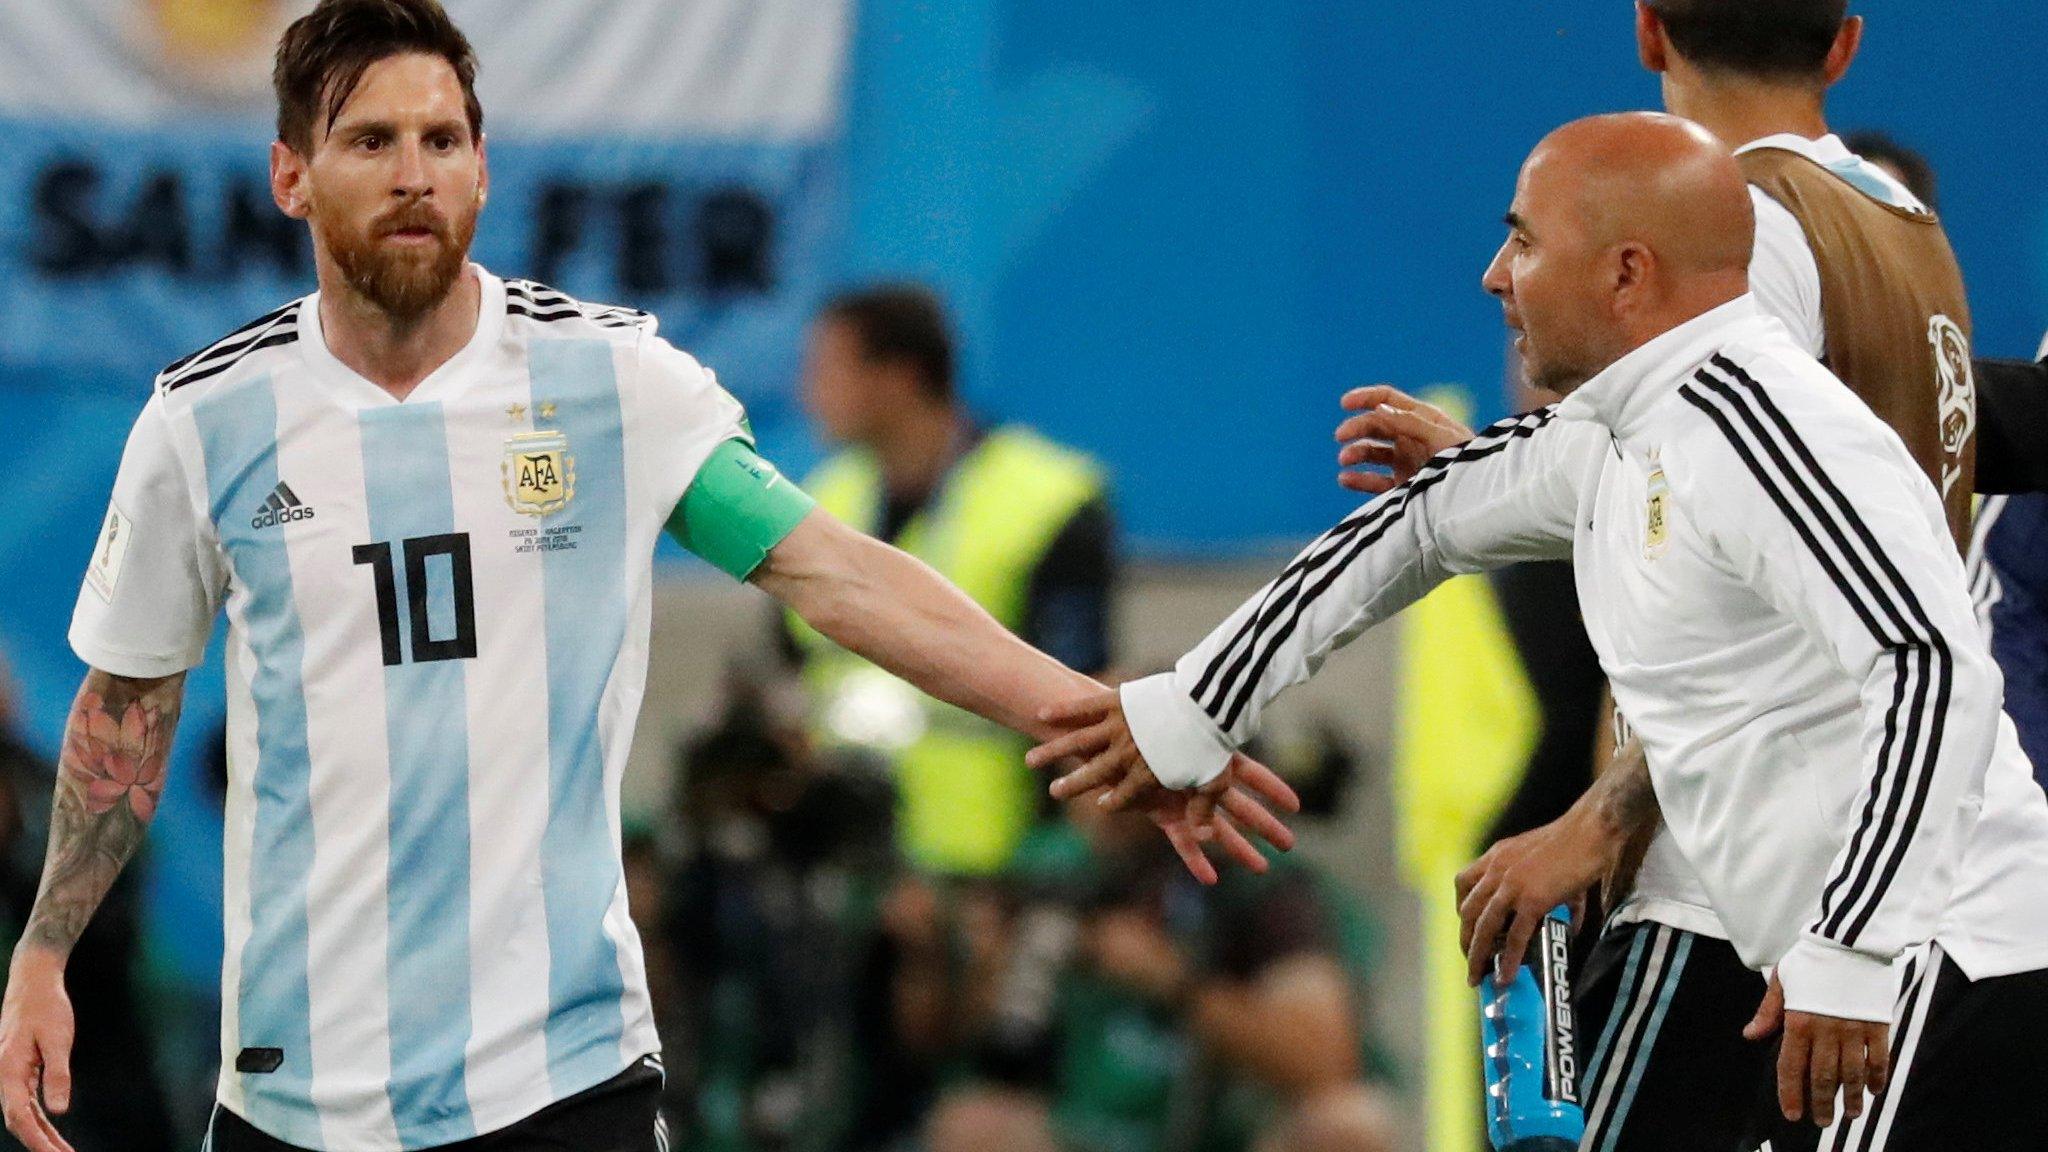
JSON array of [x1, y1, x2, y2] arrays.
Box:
[[1775, 936, 1902, 1023], [68, 630, 202, 681], [1120, 673, 1235, 791]]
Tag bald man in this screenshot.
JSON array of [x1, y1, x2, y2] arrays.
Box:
[[1030, 114, 2048, 1152], [1340, 6, 2027, 1148]]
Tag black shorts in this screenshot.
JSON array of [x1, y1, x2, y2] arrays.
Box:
[[1573, 920, 1772, 1152], [207, 1055, 668, 1152], [1758, 944, 2048, 1152]]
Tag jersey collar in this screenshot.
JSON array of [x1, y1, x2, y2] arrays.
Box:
[[1558, 294, 1773, 439], [296, 264, 508, 408], [1736, 132, 1927, 214], [1734, 132, 1851, 163]]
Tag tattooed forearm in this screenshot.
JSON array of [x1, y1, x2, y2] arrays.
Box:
[[1592, 734, 1661, 905], [20, 670, 185, 956], [1592, 736, 1661, 839]]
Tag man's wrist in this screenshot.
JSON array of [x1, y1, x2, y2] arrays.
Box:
[[1775, 937, 1899, 1023], [1119, 673, 1234, 790], [1561, 793, 1628, 868], [9, 940, 68, 977]]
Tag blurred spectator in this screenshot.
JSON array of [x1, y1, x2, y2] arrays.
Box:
[[921, 798, 1395, 1152], [780, 284, 1117, 877], [660, 679, 902, 1152], [0, 657, 175, 1152], [622, 824, 684, 1119]]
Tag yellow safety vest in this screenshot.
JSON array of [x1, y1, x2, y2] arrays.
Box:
[[789, 427, 1105, 875], [1397, 574, 1540, 1152], [1388, 389, 1543, 1152]]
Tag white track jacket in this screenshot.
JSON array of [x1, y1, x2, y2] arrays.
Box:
[[1121, 296, 2048, 1022]]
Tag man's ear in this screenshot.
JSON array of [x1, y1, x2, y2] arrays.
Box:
[[1612, 242, 1656, 314], [1635, 2, 1669, 74], [1822, 15, 1864, 87], [271, 140, 311, 221]]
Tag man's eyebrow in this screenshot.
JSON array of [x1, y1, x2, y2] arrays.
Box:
[[1504, 211, 1533, 237], [330, 116, 468, 137]]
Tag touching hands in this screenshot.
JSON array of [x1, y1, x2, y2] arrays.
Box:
[[1026, 689, 1301, 886], [1744, 973, 1891, 1128], [1335, 385, 1474, 495]]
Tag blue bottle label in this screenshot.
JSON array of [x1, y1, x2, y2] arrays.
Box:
[[1537, 913, 1581, 1106]]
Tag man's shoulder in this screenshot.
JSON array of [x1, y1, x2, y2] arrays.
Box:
[[978, 425, 1107, 487], [1500, 404, 1607, 468], [1663, 339, 1909, 503], [1740, 143, 1933, 219], [502, 278, 657, 344], [152, 297, 309, 403]]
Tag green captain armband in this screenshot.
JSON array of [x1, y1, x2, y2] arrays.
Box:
[[667, 438, 817, 580]]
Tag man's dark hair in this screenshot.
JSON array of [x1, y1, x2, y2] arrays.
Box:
[[1843, 130, 1939, 210], [1647, 0, 1849, 80], [820, 284, 956, 401], [273, 0, 483, 155]]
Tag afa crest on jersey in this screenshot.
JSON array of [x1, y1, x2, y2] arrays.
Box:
[[503, 430, 576, 517], [1644, 456, 1671, 559]]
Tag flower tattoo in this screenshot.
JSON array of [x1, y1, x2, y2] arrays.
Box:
[[65, 692, 170, 821]]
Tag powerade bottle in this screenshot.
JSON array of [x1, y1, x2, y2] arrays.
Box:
[[1479, 905, 1585, 1152]]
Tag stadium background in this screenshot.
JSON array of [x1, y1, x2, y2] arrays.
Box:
[[0, 1, 2042, 1149]]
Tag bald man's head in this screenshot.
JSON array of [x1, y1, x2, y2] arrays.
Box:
[[1482, 112, 1754, 395]]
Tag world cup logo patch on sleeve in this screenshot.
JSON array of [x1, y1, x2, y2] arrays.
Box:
[[1927, 314, 1975, 499]]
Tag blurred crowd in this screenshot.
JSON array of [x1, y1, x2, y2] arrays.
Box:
[[631, 675, 1396, 1152]]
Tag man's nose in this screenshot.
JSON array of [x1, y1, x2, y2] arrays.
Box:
[[1481, 243, 1511, 299], [392, 139, 431, 196]]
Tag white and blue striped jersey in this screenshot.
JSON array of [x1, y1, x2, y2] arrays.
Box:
[[71, 267, 745, 1150]]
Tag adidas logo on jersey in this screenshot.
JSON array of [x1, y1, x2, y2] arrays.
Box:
[[251, 482, 316, 529]]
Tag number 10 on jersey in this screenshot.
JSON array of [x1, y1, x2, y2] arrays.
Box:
[[352, 533, 479, 666]]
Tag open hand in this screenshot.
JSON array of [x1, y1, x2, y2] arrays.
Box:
[[1027, 690, 1301, 885], [0, 948, 77, 1152], [1335, 385, 1474, 495], [1744, 974, 1890, 1127]]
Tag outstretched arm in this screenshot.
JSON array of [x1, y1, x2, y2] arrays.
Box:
[[1033, 407, 1598, 808], [1, 669, 185, 1152], [751, 509, 1299, 882]]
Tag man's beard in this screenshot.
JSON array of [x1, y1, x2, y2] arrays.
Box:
[[1523, 350, 1589, 396], [325, 197, 478, 324], [1519, 328, 1606, 397]]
